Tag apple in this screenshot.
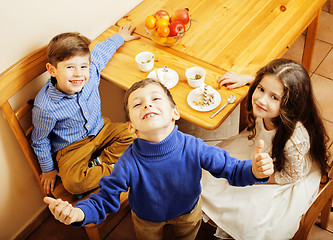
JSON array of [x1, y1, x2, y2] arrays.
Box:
[[154, 10, 170, 21], [168, 21, 185, 37], [170, 8, 189, 25]]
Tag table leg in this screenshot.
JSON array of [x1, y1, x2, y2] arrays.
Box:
[[302, 10, 321, 73]]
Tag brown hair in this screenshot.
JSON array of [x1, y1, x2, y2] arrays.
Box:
[[123, 78, 176, 121], [47, 32, 91, 67], [246, 58, 329, 176]]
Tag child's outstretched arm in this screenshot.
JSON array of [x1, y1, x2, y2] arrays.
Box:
[[251, 140, 274, 179], [117, 24, 141, 42], [44, 197, 85, 225], [218, 71, 254, 90]]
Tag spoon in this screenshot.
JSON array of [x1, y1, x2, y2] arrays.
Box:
[[210, 95, 236, 118]]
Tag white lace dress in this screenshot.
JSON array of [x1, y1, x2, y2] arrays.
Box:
[[201, 118, 321, 240]]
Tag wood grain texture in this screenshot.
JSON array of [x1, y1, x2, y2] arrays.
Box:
[[92, 26, 249, 130], [116, 0, 326, 75]]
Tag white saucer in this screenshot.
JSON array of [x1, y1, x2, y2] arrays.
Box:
[[187, 87, 221, 112], [147, 68, 179, 89]]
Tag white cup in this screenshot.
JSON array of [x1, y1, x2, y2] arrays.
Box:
[[185, 67, 206, 88], [135, 51, 155, 72]]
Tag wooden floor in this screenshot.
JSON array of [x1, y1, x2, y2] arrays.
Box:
[[23, 208, 333, 240], [19, 2, 333, 240]]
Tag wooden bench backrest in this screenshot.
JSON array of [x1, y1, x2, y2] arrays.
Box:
[[0, 46, 48, 192], [292, 178, 333, 239]]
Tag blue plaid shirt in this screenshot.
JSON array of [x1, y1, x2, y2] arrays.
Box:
[[31, 34, 124, 173]]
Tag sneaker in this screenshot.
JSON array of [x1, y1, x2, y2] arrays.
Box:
[[94, 157, 101, 165], [88, 159, 95, 168], [88, 157, 101, 168], [75, 193, 84, 199]]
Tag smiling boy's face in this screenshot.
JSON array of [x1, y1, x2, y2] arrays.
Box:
[[46, 54, 90, 95], [126, 83, 180, 142]]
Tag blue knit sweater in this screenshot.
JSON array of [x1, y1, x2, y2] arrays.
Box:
[[74, 126, 267, 225]]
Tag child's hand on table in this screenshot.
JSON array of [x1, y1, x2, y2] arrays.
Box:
[[44, 197, 85, 225], [251, 140, 274, 179], [218, 71, 254, 90], [118, 24, 141, 42]]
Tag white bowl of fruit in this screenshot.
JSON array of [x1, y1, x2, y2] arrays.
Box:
[[145, 8, 191, 46]]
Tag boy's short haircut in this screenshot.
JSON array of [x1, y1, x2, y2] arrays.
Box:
[[47, 32, 91, 67], [124, 78, 176, 121]]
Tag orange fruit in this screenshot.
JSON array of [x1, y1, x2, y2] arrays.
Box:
[[165, 37, 177, 45], [154, 36, 167, 44], [170, 14, 176, 22], [145, 16, 156, 29], [151, 29, 158, 36], [155, 18, 170, 28], [157, 26, 170, 37]]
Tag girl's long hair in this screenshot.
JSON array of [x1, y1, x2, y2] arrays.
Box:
[[247, 59, 329, 175]]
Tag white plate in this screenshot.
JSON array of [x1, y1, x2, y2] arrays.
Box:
[[147, 68, 179, 89], [187, 87, 221, 112]]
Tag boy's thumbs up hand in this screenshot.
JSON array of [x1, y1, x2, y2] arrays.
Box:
[[43, 197, 85, 225], [252, 140, 274, 179]]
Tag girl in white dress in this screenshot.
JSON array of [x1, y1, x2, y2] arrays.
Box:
[[201, 59, 330, 240]]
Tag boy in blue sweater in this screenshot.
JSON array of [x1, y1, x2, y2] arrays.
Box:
[[44, 78, 274, 239]]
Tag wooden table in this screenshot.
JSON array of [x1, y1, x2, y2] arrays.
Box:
[[117, 0, 325, 74], [93, 0, 326, 130], [91, 26, 246, 130]]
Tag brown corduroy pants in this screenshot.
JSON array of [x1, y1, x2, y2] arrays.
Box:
[[56, 118, 135, 194], [131, 197, 202, 240]]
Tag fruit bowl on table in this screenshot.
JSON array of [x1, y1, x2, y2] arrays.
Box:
[[144, 8, 192, 47], [145, 19, 191, 46]]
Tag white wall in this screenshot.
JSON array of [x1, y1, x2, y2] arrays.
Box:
[[0, 1, 142, 239]]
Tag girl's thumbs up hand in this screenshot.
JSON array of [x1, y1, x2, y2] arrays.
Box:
[[251, 140, 274, 179]]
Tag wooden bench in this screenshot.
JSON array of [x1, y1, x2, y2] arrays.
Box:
[[292, 177, 333, 239], [0, 45, 130, 240]]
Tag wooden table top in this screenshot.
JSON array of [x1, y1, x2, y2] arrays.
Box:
[[117, 0, 326, 75], [91, 26, 248, 130], [94, 0, 325, 130]]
